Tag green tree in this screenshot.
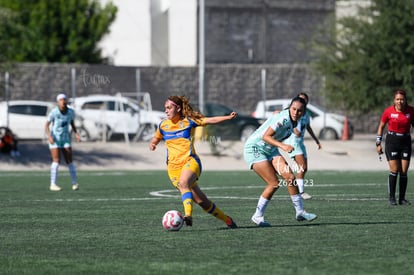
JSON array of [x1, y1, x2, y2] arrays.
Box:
[[311, 0, 414, 114], [0, 7, 20, 65], [0, 0, 117, 63]]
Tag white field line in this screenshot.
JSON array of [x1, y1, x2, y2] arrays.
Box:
[[7, 184, 388, 203], [25, 195, 386, 203], [0, 169, 392, 202], [149, 186, 386, 201]]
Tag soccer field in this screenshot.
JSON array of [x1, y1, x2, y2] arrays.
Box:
[[1, 170, 413, 274]]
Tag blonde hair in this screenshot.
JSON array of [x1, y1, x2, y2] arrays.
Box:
[[167, 95, 204, 120]]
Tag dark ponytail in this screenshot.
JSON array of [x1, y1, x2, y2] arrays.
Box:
[[290, 96, 307, 109]]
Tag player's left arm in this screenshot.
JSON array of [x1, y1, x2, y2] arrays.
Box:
[[306, 125, 321, 149], [204, 112, 237, 125], [70, 120, 81, 142], [410, 107, 414, 128]]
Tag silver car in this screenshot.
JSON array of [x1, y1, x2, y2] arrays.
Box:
[[252, 99, 353, 140]]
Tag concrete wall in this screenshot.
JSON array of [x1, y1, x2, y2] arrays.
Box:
[[1, 63, 319, 112], [0, 63, 377, 133], [204, 0, 335, 64]]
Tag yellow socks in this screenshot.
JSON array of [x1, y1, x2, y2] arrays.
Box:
[[181, 192, 228, 224], [181, 191, 193, 217], [203, 201, 227, 222]]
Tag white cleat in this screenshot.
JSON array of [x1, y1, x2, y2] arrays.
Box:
[[72, 184, 79, 191], [296, 211, 317, 222], [300, 192, 312, 200], [251, 215, 271, 227], [50, 185, 62, 191]]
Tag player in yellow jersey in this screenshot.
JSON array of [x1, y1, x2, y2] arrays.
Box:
[[149, 95, 238, 228]]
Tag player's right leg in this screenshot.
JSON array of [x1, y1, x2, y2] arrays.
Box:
[[168, 165, 198, 226], [250, 160, 280, 227], [387, 158, 400, 205], [278, 157, 317, 222], [49, 144, 61, 191]]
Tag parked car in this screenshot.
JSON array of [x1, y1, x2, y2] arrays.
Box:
[[0, 100, 103, 141], [73, 114, 107, 142], [70, 94, 166, 141], [0, 100, 54, 140], [252, 99, 353, 140], [195, 102, 263, 141]]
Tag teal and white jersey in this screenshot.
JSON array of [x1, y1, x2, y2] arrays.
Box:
[[296, 110, 311, 141], [47, 106, 75, 141], [285, 110, 311, 158], [245, 109, 296, 156]]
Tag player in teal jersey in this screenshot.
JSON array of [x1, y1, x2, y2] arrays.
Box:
[[45, 93, 81, 191], [286, 92, 321, 200], [244, 96, 317, 227]]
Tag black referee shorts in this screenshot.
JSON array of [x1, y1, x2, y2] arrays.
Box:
[[385, 133, 411, 161]]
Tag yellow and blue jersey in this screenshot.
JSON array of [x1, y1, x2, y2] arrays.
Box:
[[155, 116, 206, 170]]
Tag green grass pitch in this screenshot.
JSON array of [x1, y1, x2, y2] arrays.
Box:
[[0, 170, 413, 274]]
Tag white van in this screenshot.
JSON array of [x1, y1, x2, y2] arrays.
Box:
[[252, 99, 353, 140]]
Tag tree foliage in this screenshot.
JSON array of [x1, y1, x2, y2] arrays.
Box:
[[0, 0, 117, 63], [311, 0, 414, 114]]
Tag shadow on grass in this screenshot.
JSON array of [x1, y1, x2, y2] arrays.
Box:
[[0, 140, 145, 168], [214, 220, 414, 230]]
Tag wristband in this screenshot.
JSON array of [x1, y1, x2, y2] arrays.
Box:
[[376, 135, 382, 146]]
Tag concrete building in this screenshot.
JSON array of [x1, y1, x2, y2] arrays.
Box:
[[99, 0, 196, 66], [99, 0, 365, 66]]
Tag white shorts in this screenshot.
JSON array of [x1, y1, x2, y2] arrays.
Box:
[[286, 135, 307, 158], [49, 136, 71, 149], [243, 144, 280, 169]]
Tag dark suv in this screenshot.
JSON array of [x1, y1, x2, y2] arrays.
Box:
[[199, 102, 262, 141]]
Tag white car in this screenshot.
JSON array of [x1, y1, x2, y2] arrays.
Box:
[[70, 94, 166, 141], [0, 100, 103, 141], [0, 100, 54, 140], [252, 99, 353, 140]]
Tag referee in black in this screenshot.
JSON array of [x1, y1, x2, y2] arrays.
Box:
[[376, 89, 414, 205]]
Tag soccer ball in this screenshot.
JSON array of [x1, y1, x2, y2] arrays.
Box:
[[162, 210, 184, 231]]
